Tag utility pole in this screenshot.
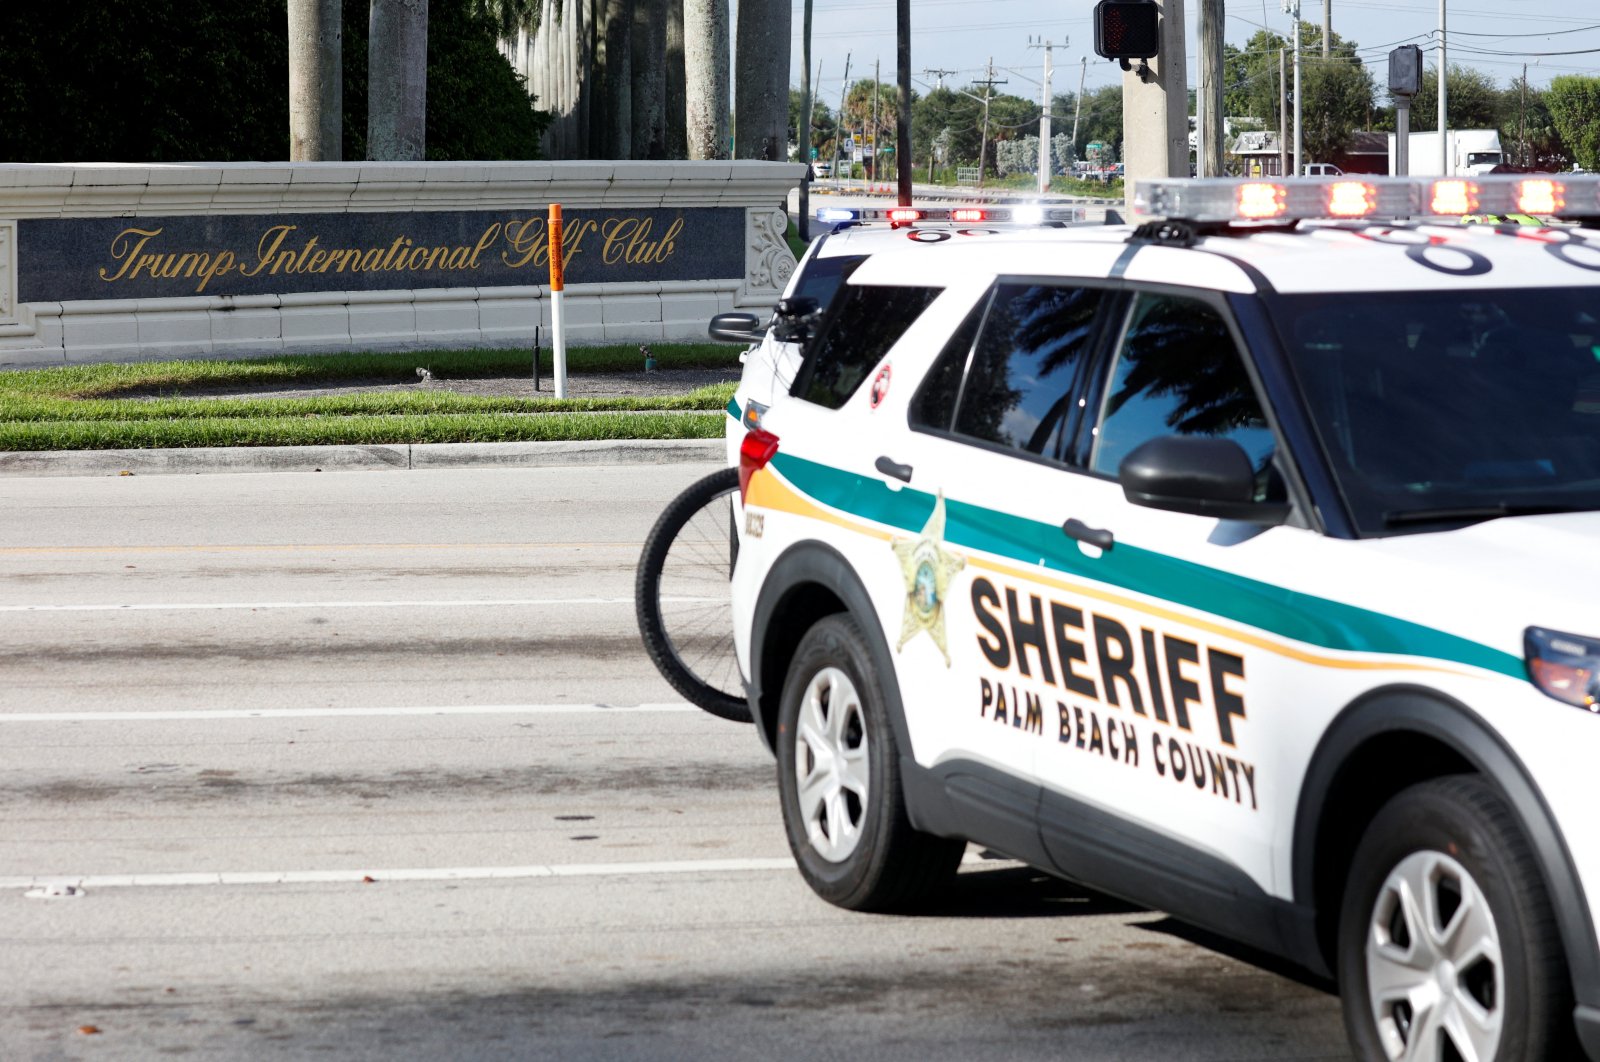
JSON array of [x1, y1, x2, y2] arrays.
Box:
[[897, 0, 912, 205], [833, 53, 851, 186], [1279, 48, 1288, 176], [1439, 0, 1449, 175], [1029, 38, 1056, 195], [799, 1, 814, 240], [1199, 0, 1224, 177], [974, 59, 1007, 190], [1323, 0, 1331, 58], [1521, 62, 1529, 168], [1121, 0, 1187, 207], [872, 56, 881, 185], [1070, 56, 1086, 173], [1283, 0, 1303, 175]]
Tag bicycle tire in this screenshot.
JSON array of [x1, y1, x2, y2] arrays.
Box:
[[636, 467, 752, 723]]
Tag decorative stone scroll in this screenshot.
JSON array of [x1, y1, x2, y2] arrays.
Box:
[[742, 207, 796, 306], [0, 221, 15, 325]]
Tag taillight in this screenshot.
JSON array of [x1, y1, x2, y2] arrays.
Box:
[[739, 429, 780, 503]]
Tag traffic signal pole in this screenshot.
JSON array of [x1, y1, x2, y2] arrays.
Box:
[[1119, 0, 1188, 207]]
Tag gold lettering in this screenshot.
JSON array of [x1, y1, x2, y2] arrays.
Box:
[[331, 249, 360, 272], [652, 217, 684, 263], [195, 250, 235, 293], [501, 217, 546, 270], [239, 225, 295, 278], [98, 227, 164, 283], [467, 223, 501, 270], [600, 218, 640, 265], [444, 247, 470, 269], [405, 247, 429, 270], [358, 248, 385, 271], [305, 249, 328, 273]]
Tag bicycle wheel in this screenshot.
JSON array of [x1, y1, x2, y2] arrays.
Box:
[[636, 467, 751, 722]]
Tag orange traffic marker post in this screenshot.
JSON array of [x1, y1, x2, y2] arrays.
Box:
[[548, 203, 568, 399]]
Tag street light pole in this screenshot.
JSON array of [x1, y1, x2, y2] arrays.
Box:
[[1439, 0, 1449, 174]]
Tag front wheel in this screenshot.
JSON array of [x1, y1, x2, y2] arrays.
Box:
[[1337, 775, 1574, 1062], [776, 614, 963, 912]]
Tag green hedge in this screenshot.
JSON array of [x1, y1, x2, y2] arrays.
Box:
[[0, 0, 549, 162]]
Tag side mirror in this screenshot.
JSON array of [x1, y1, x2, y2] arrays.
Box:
[[1118, 436, 1290, 525], [771, 297, 821, 343], [708, 312, 765, 344]]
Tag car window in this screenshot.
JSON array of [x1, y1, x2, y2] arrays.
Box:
[[789, 252, 867, 311], [794, 284, 943, 410], [941, 283, 1109, 459], [909, 292, 989, 432], [1089, 293, 1277, 489]]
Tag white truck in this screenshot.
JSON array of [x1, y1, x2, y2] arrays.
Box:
[[1387, 129, 1504, 176]]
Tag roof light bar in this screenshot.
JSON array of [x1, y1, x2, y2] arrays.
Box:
[[887, 208, 924, 225], [814, 204, 1089, 228], [1134, 175, 1600, 225], [816, 207, 857, 223], [951, 208, 988, 223]]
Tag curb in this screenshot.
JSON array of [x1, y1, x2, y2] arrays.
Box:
[[0, 439, 726, 478]]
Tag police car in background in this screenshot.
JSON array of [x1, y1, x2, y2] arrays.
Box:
[[729, 175, 1600, 1061]]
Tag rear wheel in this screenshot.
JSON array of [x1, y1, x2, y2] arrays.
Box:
[[776, 614, 963, 912], [635, 467, 749, 722], [1337, 776, 1573, 1062]]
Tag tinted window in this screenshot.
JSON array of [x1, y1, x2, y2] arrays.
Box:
[[790, 252, 867, 309], [950, 283, 1109, 458], [909, 293, 989, 432], [1090, 293, 1275, 484], [795, 284, 943, 409]]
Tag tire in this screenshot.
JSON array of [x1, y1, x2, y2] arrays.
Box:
[[775, 614, 964, 912], [636, 467, 750, 723], [1337, 775, 1575, 1062]]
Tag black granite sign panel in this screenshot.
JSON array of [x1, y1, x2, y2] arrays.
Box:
[[17, 207, 745, 302]]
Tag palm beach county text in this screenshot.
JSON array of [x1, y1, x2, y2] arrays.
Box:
[[971, 575, 1260, 812]]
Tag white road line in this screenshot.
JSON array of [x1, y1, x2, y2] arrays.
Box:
[[0, 597, 640, 613], [0, 703, 700, 723], [0, 596, 720, 613], [3, 858, 798, 891], [5, 853, 1000, 893]]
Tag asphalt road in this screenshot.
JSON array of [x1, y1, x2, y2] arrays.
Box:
[[0, 463, 1350, 1060]]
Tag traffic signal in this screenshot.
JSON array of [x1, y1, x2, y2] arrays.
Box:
[[1094, 0, 1160, 62]]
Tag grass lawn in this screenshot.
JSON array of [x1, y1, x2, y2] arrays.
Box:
[[0, 343, 742, 451]]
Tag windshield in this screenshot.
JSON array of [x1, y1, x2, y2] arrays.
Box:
[[1273, 288, 1600, 533], [1466, 151, 1502, 167]]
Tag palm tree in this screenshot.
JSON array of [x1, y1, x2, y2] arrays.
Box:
[[287, 0, 341, 160], [735, 0, 790, 160], [369, 0, 429, 160], [683, 0, 728, 159]]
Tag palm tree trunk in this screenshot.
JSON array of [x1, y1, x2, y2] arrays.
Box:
[[368, 0, 428, 160], [631, 0, 667, 158], [734, 0, 789, 160], [665, 0, 687, 157], [287, 0, 342, 160], [602, 0, 633, 158], [683, 0, 728, 159]]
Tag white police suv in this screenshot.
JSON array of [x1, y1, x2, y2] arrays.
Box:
[[729, 176, 1600, 1061]]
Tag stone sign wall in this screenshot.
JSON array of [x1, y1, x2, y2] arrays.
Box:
[[0, 161, 804, 367]]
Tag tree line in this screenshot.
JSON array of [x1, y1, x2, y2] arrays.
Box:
[[1225, 23, 1600, 171]]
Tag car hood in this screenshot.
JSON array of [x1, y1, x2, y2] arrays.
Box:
[[1356, 510, 1600, 643]]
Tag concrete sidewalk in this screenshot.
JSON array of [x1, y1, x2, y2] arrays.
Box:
[[0, 439, 725, 478]]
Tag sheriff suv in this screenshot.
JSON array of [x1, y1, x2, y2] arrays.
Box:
[[729, 176, 1600, 1062]]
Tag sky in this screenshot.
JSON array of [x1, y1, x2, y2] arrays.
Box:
[[772, 0, 1600, 106]]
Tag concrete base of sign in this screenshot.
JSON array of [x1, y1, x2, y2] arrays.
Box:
[[0, 161, 804, 367]]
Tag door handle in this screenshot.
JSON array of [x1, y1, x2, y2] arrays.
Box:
[[1062, 518, 1114, 551], [874, 456, 914, 483]]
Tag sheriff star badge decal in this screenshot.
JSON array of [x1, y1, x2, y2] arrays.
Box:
[[891, 492, 965, 666]]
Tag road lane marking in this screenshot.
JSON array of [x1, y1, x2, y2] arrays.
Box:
[[3, 858, 798, 891], [0, 703, 701, 723], [0, 542, 627, 555], [5, 853, 1000, 892], [0, 596, 718, 613]]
